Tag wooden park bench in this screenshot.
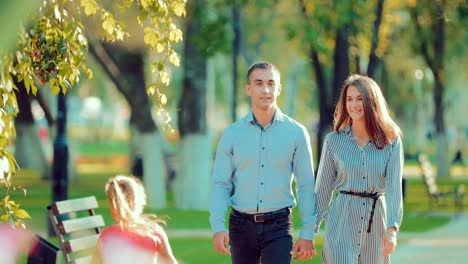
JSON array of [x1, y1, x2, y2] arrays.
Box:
[[418, 154, 465, 211], [47, 196, 105, 264]]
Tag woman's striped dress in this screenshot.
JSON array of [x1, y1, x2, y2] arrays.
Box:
[[315, 125, 403, 264]]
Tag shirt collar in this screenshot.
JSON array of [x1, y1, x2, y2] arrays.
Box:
[[341, 123, 354, 139], [342, 123, 351, 134], [245, 108, 284, 125]]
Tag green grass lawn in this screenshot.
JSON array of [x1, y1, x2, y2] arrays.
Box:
[[77, 141, 129, 156], [9, 170, 467, 263]]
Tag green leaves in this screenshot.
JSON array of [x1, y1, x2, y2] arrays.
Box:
[[0, 163, 30, 228], [0, 56, 19, 160], [14, 2, 90, 94]]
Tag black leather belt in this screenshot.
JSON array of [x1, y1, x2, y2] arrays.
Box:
[[340, 191, 384, 233], [231, 207, 291, 223]]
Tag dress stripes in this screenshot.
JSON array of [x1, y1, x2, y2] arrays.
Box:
[[315, 125, 403, 264]]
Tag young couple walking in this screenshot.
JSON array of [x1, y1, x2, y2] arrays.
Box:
[[209, 61, 403, 264]]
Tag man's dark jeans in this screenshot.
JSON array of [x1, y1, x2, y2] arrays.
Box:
[[229, 209, 293, 264]]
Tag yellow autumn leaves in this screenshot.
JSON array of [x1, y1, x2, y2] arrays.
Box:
[[81, 0, 186, 78], [80, 0, 186, 111], [81, 0, 98, 16], [137, 0, 186, 132]]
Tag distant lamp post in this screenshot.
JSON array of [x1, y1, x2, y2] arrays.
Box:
[[48, 91, 68, 236]]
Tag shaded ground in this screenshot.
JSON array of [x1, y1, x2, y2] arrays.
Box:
[[393, 213, 468, 263]]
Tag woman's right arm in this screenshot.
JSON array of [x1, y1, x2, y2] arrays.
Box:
[[315, 134, 337, 232]]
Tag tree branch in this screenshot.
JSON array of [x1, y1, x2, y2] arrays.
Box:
[[299, 0, 326, 90], [410, 6, 435, 71], [87, 38, 124, 92]]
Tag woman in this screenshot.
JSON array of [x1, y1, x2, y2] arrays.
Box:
[[93, 175, 178, 264], [316, 74, 403, 263]]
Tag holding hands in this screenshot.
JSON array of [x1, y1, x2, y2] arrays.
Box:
[[381, 227, 398, 256], [290, 238, 316, 260]]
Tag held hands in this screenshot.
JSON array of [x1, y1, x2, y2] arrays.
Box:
[[213, 232, 231, 256], [381, 228, 397, 256], [290, 238, 316, 260]]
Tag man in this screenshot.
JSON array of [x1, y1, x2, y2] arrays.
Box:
[[209, 61, 317, 263]]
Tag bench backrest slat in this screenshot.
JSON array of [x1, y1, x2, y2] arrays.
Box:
[[51, 197, 99, 215], [48, 196, 104, 264], [65, 234, 100, 253], [60, 215, 105, 234]]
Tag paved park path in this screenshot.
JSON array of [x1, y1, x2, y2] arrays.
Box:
[[391, 213, 468, 264]]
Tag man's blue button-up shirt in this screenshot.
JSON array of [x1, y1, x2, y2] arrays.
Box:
[[209, 108, 318, 240]]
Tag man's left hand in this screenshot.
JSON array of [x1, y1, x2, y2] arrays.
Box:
[[290, 238, 316, 260]]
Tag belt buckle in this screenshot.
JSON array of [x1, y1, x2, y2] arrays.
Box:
[[254, 214, 265, 222]]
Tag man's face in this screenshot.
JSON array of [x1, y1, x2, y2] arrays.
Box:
[[246, 68, 282, 111]]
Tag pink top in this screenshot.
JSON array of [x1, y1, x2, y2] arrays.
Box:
[[97, 224, 163, 264]]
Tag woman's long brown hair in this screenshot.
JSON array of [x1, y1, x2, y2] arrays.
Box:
[[333, 74, 402, 149]]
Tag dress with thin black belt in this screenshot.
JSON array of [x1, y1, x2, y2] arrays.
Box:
[[315, 126, 403, 264]]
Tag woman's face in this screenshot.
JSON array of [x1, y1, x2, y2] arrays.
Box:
[[346, 85, 365, 122]]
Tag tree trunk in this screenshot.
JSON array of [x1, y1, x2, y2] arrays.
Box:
[[175, 134, 211, 209], [308, 48, 330, 165], [316, 26, 350, 163], [413, 79, 426, 152], [14, 80, 49, 179], [231, 5, 241, 122], [300, 1, 351, 165], [432, 2, 449, 178], [410, 1, 449, 177], [332, 27, 350, 105], [433, 73, 449, 177], [88, 41, 167, 207], [176, 0, 210, 209], [141, 131, 166, 208], [367, 0, 385, 78]]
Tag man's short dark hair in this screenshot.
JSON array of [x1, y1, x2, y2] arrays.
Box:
[[246, 61, 280, 82]]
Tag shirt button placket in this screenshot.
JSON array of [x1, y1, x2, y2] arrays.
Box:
[[258, 128, 267, 209], [362, 152, 366, 180]]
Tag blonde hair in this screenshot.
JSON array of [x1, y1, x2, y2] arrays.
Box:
[[105, 175, 165, 245], [333, 74, 402, 149]]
